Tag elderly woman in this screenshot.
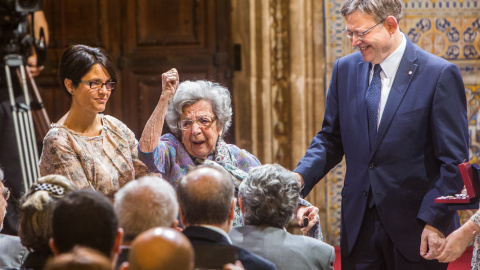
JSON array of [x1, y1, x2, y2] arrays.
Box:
[[39, 45, 150, 196], [229, 164, 335, 270], [139, 69, 320, 236], [18, 174, 77, 270]]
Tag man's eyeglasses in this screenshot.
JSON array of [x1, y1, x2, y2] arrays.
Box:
[[2, 187, 10, 201], [178, 116, 217, 131], [343, 19, 385, 40], [80, 80, 116, 91]]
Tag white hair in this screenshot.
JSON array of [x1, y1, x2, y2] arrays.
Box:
[[114, 176, 178, 240]]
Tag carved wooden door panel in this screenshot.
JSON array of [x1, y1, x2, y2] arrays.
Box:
[[119, 0, 233, 139], [40, 0, 120, 123], [40, 0, 232, 141]]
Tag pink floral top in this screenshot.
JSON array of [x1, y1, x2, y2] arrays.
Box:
[[39, 114, 150, 197]]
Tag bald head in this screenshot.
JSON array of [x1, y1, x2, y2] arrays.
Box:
[[126, 227, 194, 270], [177, 165, 235, 226], [44, 246, 112, 270]]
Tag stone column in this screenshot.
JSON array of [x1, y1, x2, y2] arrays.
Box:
[[231, 0, 329, 240]]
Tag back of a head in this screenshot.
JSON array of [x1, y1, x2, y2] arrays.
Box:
[[114, 176, 178, 241], [52, 189, 118, 258], [128, 227, 194, 270], [239, 164, 300, 228], [176, 165, 234, 226], [18, 175, 77, 252], [44, 246, 112, 270]]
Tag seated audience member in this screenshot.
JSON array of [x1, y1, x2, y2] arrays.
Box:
[[229, 164, 335, 270], [177, 165, 276, 270], [43, 246, 112, 270], [120, 227, 194, 270], [39, 45, 150, 198], [17, 175, 77, 270], [0, 168, 28, 268], [113, 176, 178, 269], [49, 190, 123, 267]]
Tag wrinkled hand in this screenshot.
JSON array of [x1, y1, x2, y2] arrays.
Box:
[[437, 220, 475, 263], [161, 68, 179, 101], [27, 55, 44, 77], [420, 224, 445, 260], [296, 205, 319, 234], [223, 260, 245, 270]]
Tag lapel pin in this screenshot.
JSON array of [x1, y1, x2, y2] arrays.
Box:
[[408, 71, 412, 74]]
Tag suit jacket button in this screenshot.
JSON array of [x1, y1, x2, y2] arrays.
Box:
[[368, 163, 375, 169], [363, 190, 368, 196]]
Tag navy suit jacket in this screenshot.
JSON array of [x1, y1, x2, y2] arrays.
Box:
[[294, 37, 468, 261], [183, 226, 276, 270]]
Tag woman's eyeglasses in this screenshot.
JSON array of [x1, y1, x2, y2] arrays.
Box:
[[80, 80, 116, 91], [178, 116, 217, 130]]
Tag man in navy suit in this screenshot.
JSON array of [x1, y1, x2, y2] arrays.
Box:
[[177, 164, 276, 270], [294, 0, 468, 269]]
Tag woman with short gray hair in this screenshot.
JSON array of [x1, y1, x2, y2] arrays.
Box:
[[139, 69, 320, 237], [165, 80, 232, 140], [139, 69, 259, 227]]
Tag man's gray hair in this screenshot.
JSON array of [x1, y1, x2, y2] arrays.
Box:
[[165, 80, 232, 138], [341, 0, 403, 23], [239, 164, 300, 228], [0, 167, 4, 182], [177, 164, 234, 225], [114, 176, 178, 241]]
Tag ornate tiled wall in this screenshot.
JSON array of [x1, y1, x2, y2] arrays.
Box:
[[324, 0, 480, 245]]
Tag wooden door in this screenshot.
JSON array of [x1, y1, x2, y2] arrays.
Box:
[[39, 0, 233, 141]]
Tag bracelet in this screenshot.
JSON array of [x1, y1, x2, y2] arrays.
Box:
[[469, 221, 480, 237]]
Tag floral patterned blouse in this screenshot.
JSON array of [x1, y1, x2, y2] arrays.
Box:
[[39, 114, 150, 197]]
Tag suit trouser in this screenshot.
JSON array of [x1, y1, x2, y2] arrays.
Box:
[[341, 205, 448, 270]]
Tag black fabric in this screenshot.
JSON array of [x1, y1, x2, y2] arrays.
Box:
[[183, 226, 276, 270], [21, 251, 51, 270], [114, 246, 129, 270], [341, 206, 448, 270]]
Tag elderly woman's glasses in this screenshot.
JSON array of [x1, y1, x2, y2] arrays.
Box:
[[2, 187, 10, 200], [178, 116, 217, 130], [80, 80, 116, 91], [342, 19, 385, 40]]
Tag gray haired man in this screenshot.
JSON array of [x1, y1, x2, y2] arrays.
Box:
[[230, 164, 335, 270], [113, 176, 179, 269]]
